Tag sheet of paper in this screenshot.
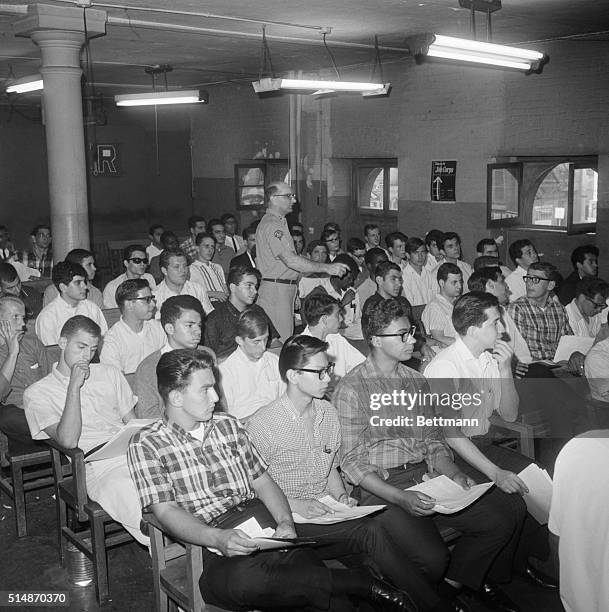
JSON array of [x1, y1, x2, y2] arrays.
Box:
[[553, 335, 594, 362], [292, 495, 386, 525], [84, 419, 156, 462], [406, 475, 494, 514], [518, 463, 553, 525]]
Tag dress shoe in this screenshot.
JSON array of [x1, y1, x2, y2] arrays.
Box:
[[523, 563, 559, 590], [465, 582, 520, 612], [366, 578, 417, 612]]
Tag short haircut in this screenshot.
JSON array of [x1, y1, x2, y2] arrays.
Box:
[[452, 292, 500, 336], [574, 277, 609, 300], [160, 249, 187, 271], [66, 249, 93, 265], [52, 261, 87, 291], [265, 182, 288, 202], [323, 222, 341, 233], [31, 224, 50, 236], [157, 348, 215, 403], [332, 253, 359, 279], [0, 295, 25, 315], [306, 240, 327, 256], [207, 218, 223, 231], [115, 278, 150, 311], [242, 225, 257, 240], [160, 231, 178, 248], [227, 264, 261, 288], [425, 229, 444, 249], [236, 308, 269, 340], [405, 237, 425, 254], [278, 334, 328, 383], [123, 244, 147, 261], [468, 267, 502, 292], [362, 297, 410, 344], [508, 239, 535, 266], [195, 232, 216, 246], [160, 295, 204, 328], [346, 237, 366, 253], [374, 260, 401, 281], [437, 262, 461, 283], [0, 262, 18, 283], [302, 293, 339, 327], [60, 315, 101, 340], [364, 224, 379, 236], [385, 231, 407, 249], [221, 213, 237, 224], [528, 261, 561, 283], [320, 228, 339, 243], [476, 238, 497, 253], [364, 247, 389, 270], [187, 215, 205, 230], [440, 231, 461, 250], [571, 244, 599, 269], [291, 229, 304, 242], [149, 223, 164, 235], [473, 255, 501, 271]]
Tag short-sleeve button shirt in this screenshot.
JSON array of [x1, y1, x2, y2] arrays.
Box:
[[255, 210, 298, 280]]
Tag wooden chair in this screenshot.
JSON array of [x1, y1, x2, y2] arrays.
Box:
[[144, 513, 229, 612], [489, 410, 550, 460], [101, 307, 121, 328], [46, 439, 133, 604], [107, 240, 143, 277]]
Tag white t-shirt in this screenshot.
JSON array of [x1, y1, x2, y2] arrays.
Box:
[[505, 265, 528, 302], [153, 279, 213, 317], [301, 326, 365, 378], [103, 273, 157, 309], [402, 264, 434, 306]]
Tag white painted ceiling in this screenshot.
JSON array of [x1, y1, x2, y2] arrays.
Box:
[[1, 0, 608, 97]]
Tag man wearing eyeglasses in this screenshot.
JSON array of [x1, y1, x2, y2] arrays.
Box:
[[102, 244, 157, 309], [100, 279, 165, 374], [255, 182, 349, 341], [564, 278, 609, 339], [334, 298, 523, 612]]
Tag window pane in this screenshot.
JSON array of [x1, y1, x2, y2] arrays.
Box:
[[490, 167, 519, 220], [389, 167, 398, 211], [532, 163, 569, 227], [572, 167, 598, 224], [358, 167, 384, 210]]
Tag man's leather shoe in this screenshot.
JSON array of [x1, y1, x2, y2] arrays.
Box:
[[367, 578, 417, 612], [523, 563, 559, 590], [466, 582, 520, 612]]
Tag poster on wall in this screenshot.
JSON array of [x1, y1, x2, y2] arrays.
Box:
[[431, 160, 456, 201]]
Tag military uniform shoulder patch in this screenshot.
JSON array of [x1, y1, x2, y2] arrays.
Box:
[[274, 230, 284, 239]]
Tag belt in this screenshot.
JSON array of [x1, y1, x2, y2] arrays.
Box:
[[261, 278, 298, 285]]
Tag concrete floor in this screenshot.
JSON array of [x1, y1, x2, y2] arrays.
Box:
[[0, 486, 565, 612]]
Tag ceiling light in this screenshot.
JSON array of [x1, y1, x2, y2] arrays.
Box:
[[114, 90, 208, 107], [253, 77, 388, 94], [5, 75, 43, 94]]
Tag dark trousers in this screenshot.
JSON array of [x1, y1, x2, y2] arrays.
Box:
[[0, 404, 44, 454], [356, 462, 525, 590], [296, 509, 443, 611]]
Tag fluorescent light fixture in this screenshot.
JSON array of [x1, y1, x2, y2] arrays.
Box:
[[426, 35, 544, 71], [253, 77, 389, 95], [115, 90, 207, 107], [5, 75, 43, 94]]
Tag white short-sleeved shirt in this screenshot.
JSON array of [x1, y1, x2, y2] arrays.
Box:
[[146, 244, 162, 261], [301, 326, 365, 379], [35, 296, 108, 346], [153, 279, 213, 316], [421, 294, 456, 340], [255, 210, 298, 280], [219, 347, 286, 420], [565, 299, 604, 338], [427, 260, 472, 297], [505, 265, 528, 302], [100, 317, 166, 374], [549, 433, 609, 612], [402, 264, 434, 306], [24, 362, 137, 453], [102, 273, 157, 309]]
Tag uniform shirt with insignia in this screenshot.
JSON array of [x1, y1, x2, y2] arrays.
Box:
[[255, 210, 299, 281]]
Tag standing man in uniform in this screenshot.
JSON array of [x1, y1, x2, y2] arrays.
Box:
[[255, 182, 349, 340]]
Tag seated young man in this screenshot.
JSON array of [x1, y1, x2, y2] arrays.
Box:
[[475, 238, 511, 279], [301, 292, 365, 379], [134, 295, 205, 419], [24, 315, 147, 544], [208, 218, 235, 276], [247, 335, 457, 612], [218, 309, 285, 420], [0, 262, 43, 319], [402, 237, 435, 309], [557, 244, 599, 306], [36, 261, 108, 346], [424, 230, 445, 272], [149, 231, 180, 284], [146, 223, 164, 262], [188, 232, 229, 303], [204, 265, 279, 360], [357, 247, 389, 308], [421, 263, 463, 349], [230, 225, 257, 269], [297, 240, 330, 299], [153, 249, 213, 317], [427, 232, 472, 293], [0, 296, 49, 452], [564, 278, 609, 338], [102, 244, 157, 309], [44, 248, 103, 309], [99, 279, 165, 374], [334, 298, 525, 612], [128, 348, 413, 612], [504, 240, 539, 303]]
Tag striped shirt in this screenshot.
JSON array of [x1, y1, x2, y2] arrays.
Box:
[[508, 294, 573, 360], [127, 414, 267, 524], [189, 260, 228, 297], [246, 394, 340, 499], [333, 358, 452, 486]]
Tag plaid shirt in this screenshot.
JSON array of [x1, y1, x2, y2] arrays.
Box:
[[179, 237, 198, 264], [22, 248, 53, 278], [127, 414, 267, 524], [333, 358, 452, 486], [246, 394, 341, 499], [508, 294, 573, 360]]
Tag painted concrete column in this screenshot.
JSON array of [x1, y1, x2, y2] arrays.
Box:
[[14, 4, 106, 259]]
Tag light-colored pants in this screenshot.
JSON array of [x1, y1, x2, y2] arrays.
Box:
[[257, 281, 297, 342]]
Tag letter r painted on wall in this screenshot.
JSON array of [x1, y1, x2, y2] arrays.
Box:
[[93, 144, 121, 176]]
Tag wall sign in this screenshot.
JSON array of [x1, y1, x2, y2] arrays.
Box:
[[92, 144, 121, 177], [431, 160, 456, 201]]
